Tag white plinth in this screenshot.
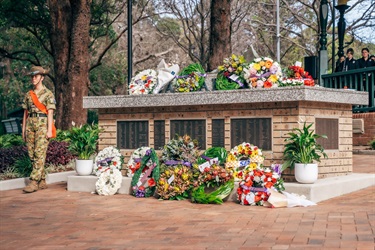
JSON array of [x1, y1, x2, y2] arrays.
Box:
[[67, 175, 132, 194], [67, 173, 375, 203]]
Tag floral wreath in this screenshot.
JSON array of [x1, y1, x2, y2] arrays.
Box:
[[130, 148, 160, 198], [95, 168, 123, 196], [93, 146, 123, 176], [129, 69, 158, 95], [225, 142, 265, 181], [215, 54, 246, 90], [236, 164, 285, 206], [126, 147, 152, 177], [156, 164, 193, 200], [161, 134, 200, 165], [243, 57, 282, 88], [173, 63, 206, 92]]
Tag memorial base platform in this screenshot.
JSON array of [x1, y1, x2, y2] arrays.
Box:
[[67, 173, 375, 203]]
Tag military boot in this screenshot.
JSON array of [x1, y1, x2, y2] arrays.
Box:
[[23, 180, 39, 193], [38, 179, 48, 189]]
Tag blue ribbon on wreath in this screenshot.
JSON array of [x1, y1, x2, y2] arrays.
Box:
[[239, 159, 251, 167]]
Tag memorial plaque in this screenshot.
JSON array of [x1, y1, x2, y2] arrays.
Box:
[[231, 118, 271, 150], [154, 120, 165, 150], [212, 119, 225, 147], [117, 121, 148, 149], [171, 120, 206, 149], [316, 118, 339, 149]]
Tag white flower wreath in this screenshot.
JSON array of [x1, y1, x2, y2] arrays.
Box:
[[129, 69, 158, 95], [95, 168, 123, 196], [125, 147, 152, 177], [93, 146, 123, 176]]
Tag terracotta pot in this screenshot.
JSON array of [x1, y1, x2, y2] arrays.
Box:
[[294, 163, 318, 184]]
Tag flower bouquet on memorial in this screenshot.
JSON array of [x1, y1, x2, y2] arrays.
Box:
[[172, 63, 206, 92], [161, 134, 200, 166], [282, 65, 315, 87], [129, 69, 158, 95], [130, 148, 160, 198], [225, 142, 265, 181], [156, 164, 193, 200], [93, 146, 124, 176], [243, 57, 282, 88], [215, 54, 246, 90], [236, 164, 285, 206]]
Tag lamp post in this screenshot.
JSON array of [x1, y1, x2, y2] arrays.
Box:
[[335, 0, 350, 59], [127, 0, 133, 85], [319, 0, 328, 85]]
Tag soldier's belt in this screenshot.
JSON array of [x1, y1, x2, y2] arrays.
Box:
[[29, 113, 47, 118]]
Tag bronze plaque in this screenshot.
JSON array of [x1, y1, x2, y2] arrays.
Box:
[[212, 119, 225, 147], [117, 121, 149, 149], [171, 120, 206, 149], [231, 118, 272, 150], [154, 120, 165, 150], [316, 118, 339, 149]]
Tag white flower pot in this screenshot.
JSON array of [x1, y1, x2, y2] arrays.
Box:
[[294, 163, 318, 184], [75, 159, 93, 176]]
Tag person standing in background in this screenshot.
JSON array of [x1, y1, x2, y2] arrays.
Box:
[[22, 66, 56, 193], [341, 48, 358, 71], [335, 55, 346, 72], [357, 48, 375, 68]]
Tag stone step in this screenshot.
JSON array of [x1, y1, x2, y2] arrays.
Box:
[[67, 173, 375, 203]]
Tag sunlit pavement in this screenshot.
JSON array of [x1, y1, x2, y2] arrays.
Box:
[[0, 154, 374, 250]]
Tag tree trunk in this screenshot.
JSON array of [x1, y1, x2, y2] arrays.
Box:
[[207, 0, 231, 72], [48, 0, 91, 130]]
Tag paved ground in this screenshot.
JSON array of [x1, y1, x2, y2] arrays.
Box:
[[0, 154, 374, 250]]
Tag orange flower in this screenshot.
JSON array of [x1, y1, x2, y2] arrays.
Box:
[[251, 78, 257, 87], [265, 61, 272, 69], [254, 195, 262, 202], [265, 182, 273, 188], [264, 81, 272, 88]]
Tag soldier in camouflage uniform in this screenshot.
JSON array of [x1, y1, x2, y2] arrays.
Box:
[[22, 66, 56, 193]]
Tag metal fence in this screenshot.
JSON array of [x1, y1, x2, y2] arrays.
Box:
[[321, 67, 375, 112]]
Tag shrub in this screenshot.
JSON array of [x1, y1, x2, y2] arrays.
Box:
[[0, 134, 25, 148], [46, 140, 76, 166], [0, 146, 28, 173], [13, 156, 33, 177], [369, 139, 375, 150]]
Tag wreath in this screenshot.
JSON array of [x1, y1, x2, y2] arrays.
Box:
[[191, 147, 233, 204], [225, 142, 265, 181], [243, 57, 282, 88], [126, 147, 152, 177], [129, 69, 158, 95], [161, 134, 200, 165], [130, 148, 160, 198], [156, 164, 193, 200], [236, 165, 285, 206], [93, 146, 123, 176], [215, 54, 246, 90], [173, 63, 206, 92], [95, 168, 123, 196]]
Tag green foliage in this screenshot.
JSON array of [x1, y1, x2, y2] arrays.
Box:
[[13, 155, 33, 177], [65, 124, 101, 160], [196, 147, 227, 165], [191, 180, 234, 204], [282, 122, 328, 171], [0, 134, 25, 148], [369, 139, 375, 150]]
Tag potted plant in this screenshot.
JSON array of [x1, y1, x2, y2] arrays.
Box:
[[66, 123, 101, 176], [282, 122, 328, 183]]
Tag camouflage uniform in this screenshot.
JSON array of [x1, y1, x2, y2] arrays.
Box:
[[22, 86, 56, 181]]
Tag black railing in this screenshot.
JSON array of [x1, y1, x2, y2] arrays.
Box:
[[321, 67, 375, 112]]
